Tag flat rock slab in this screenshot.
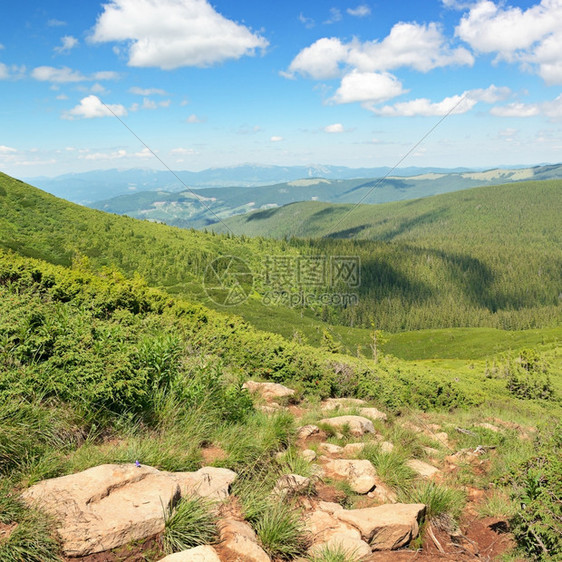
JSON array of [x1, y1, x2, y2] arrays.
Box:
[[296, 424, 321, 440], [243, 381, 295, 402], [21, 464, 236, 557], [406, 459, 441, 479], [157, 545, 221, 561], [334, 503, 426, 550], [319, 442, 344, 455], [319, 416, 375, 437], [322, 459, 377, 494]]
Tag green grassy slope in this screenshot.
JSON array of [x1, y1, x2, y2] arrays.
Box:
[[1, 172, 561, 349]]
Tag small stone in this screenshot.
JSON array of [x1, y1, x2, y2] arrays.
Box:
[[477, 422, 501, 432], [321, 398, 367, 411], [322, 459, 377, 494], [359, 407, 387, 421], [157, 545, 221, 561], [297, 425, 321, 440], [342, 443, 366, 457], [380, 441, 394, 453], [319, 443, 344, 455], [319, 416, 375, 437], [272, 474, 312, 497], [302, 449, 317, 462], [406, 459, 441, 479]]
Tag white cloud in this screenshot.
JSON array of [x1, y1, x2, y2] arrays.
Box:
[[32, 66, 85, 82], [92, 71, 120, 81], [347, 5, 371, 17], [31, 66, 118, 83], [324, 123, 344, 133], [329, 70, 405, 104], [90, 83, 107, 94], [187, 114, 204, 123], [54, 35, 79, 54], [371, 85, 510, 116], [129, 86, 167, 95], [491, 94, 562, 119], [47, 19, 66, 27], [0, 145, 17, 154], [286, 22, 473, 80], [456, 0, 562, 84], [56, 94, 69, 100], [298, 13, 315, 28], [82, 149, 127, 160], [90, 0, 269, 69], [63, 95, 127, 119], [171, 147, 197, 154], [442, 0, 478, 9], [270, 136, 284, 142], [0, 63, 7, 80], [324, 8, 342, 24]]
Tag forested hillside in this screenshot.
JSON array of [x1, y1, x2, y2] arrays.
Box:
[[1, 173, 561, 334]]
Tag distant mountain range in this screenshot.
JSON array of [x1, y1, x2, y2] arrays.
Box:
[[24, 164, 481, 205], [84, 163, 562, 230]]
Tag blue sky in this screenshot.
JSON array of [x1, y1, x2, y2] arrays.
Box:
[[0, 0, 561, 176]]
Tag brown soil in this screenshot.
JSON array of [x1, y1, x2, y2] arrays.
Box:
[[0, 522, 17, 543], [201, 445, 227, 465]]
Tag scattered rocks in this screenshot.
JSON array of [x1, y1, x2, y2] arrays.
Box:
[[406, 459, 441, 479], [367, 482, 397, 504], [321, 398, 367, 411], [302, 449, 317, 462], [272, 474, 312, 497], [319, 443, 344, 456], [219, 518, 271, 562], [322, 459, 377, 494], [21, 464, 236, 557], [342, 442, 366, 457], [319, 416, 375, 437], [334, 503, 426, 550], [296, 424, 321, 440], [243, 381, 295, 402], [359, 407, 388, 421], [380, 441, 394, 453], [157, 546, 221, 561]]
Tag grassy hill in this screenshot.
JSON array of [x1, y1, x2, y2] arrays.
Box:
[[2, 173, 561, 338], [89, 163, 562, 229]]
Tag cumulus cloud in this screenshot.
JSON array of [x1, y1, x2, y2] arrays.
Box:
[[129, 86, 167, 95], [63, 95, 127, 119], [0, 145, 17, 154], [187, 114, 204, 123], [329, 70, 405, 105], [324, 123, 344, 133], [347, 5, 371, 17], [270, 136, 284, 142], [456, 0, 562, 84], [31, 66, 119, 83], [371, 85, 511, 116], [90, 0, 268, 69], [285, 22, 473, 79], [54, 35, 79, 54], [491, 94, 562, 119]]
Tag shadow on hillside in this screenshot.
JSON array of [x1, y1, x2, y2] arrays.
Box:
[[245, 207, 282, 221]]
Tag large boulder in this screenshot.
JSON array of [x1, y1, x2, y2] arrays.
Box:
[[21, 464, 236, 557], [321, 398, 367, 411], [334, 503, 426, 550], [157, 546, 221, 561], [322, 459, 377, 494], [243, 381, 295, 402], [305, 509, 371, 559], [318, 416, 375, 437], [359, 407, 387, 422], [219, 519, 271, 562]]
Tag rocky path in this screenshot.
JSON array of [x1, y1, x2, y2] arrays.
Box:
[[21, 381, 520, 561]]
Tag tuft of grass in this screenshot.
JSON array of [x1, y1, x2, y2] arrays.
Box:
[[276, 447, 314, 478], [478, 489, 517, 519], [360, 444, 416, 491], [161, 495, 218, 554], [255, 502, 308, 560], [401, 481, 466, 524], [0, 480, 61, 562], [308, 544, 362, 562]]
